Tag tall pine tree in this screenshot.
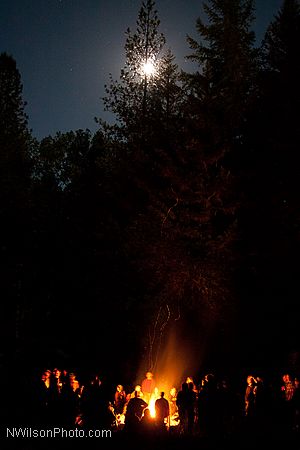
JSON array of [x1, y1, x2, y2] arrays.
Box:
[[232, 0, 300, 365], [260, 0, 300, 142], [0, 52, 32, 183], [184, 0, 259, 148], [99, 0, 182, 148], [0, 52, 33, 362]]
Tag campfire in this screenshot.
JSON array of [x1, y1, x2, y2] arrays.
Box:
[[144, 387, 180, 427]]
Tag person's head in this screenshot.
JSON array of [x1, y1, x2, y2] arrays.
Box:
[[69, 372, 76, 383], [146, 371, 153, 380], [247, 375, 256, 386], [160, 391, 165, 398], [41, 369, 51, 381], [135, 384, 142, 392], [117, 384, 123, 392], [53, 368, 61, 378], [143, 408, 151, 419], [282, 373, 291, 384]]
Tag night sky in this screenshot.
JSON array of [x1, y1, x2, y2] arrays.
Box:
[[1, 0, 283, 140]]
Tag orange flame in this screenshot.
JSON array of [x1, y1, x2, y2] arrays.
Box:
[[148, 395, 156, 418]]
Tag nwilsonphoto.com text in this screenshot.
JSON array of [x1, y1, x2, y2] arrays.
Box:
[[6, 427, 112, 439]]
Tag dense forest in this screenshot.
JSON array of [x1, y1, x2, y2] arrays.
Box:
[[1, 0, 300, 382]]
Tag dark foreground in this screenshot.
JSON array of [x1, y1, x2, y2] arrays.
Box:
[[2, 428, 300, 450]]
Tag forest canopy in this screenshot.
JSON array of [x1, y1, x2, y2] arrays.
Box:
[[1, 0, 300, 378]]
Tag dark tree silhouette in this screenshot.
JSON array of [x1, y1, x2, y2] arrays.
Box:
[[91, 0, 260, 372], [0, 52, 34, 362], [183, 0, 259, 147], [233, 0, 300, 367], [2, 1, 299, 382]]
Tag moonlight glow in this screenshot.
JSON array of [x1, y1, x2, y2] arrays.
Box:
[[141, 60, 156, 77]]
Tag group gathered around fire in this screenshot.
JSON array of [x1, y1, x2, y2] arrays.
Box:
[[24, 367, 300, 438]]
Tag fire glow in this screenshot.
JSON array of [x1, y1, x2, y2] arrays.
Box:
[[148, 394, 157, 418]]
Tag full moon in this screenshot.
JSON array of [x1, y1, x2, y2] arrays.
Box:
[[142, 60, 156, 77]]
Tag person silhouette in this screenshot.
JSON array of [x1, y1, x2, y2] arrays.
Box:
[[155, 392, 170, 432], [141, 371, 156, 405], [124, 390, 148, 434]]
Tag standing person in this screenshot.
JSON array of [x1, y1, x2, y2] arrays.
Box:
[[124, 391, 148, 434], [254, 375, 270, 434], [114, 384, 127, 415], [52, 368, 63, 393], [187, 381, 197, 434], [176, 382, 189, 434], [155, 392, 170, 432], [60, 372, 81, 427], [34, 369, 51, 425], [281, 373, 295, 402], [186, 376, 197, 394], [47, 369, 62, 425], [243, 374, 259, 436], [141, 371, 156, 404], [280, 373, 296, 436], [80, 373, 109, 429], [197, 373, 220, 438], [245, 375, 257, 418]]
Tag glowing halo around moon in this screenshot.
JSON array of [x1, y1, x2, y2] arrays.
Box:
[[141, 60, 156, 78]]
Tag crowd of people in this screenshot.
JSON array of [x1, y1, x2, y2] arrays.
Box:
[[7, 366, 300, 441]]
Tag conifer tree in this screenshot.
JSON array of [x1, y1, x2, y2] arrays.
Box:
[[257, 0, 300, 186], [184, 0, 259, 147], [0, 52, 33, 359], [100, 0, 181, 147], [260, 0, 300, 138], [257, 0, 300, 251], [0, 53, 28, 137], [0, 52, 32, 179], [233, 1, 300, 359], [261, 0, 300, 75], [98, 2, 242, 369], [152, 48, 184, 142]]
